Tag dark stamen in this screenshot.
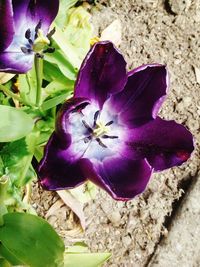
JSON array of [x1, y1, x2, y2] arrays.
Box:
[[84, 136, 92, 143], [35, 20, 42, 33], [36, 53, 44, 58], [25, 29, 31, 39], [96, 138, 107, 148], [47, 27, 56, 39], [82, 120, 93, 133], [21, 47, 32, 54], [93, 110, 100, 127], [101, 135, 118, 139], [105, 121, 113, 126], [28, 39, 33, 45], [43, 47, 55, 53]]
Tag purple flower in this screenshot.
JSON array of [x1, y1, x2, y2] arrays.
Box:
[[0, 0, 59, 73], [38, 41, 194, 201]]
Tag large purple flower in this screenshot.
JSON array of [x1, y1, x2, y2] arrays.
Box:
[[0, 0, 59, 73], [38, 41, 194, 201]]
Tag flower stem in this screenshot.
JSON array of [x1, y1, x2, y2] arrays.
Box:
[[34, 56, 43, 107], [0, 83, 23, 103]]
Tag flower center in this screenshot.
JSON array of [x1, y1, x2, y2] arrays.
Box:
[[68, 103, 123, 161], [20, 20, 55, 58], [32, 29, 50, 53], [93, 121, 109, 138]]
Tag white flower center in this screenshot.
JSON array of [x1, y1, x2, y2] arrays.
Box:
[[67, 102, 125, 161]]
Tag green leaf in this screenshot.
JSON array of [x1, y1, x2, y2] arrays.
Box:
[[0, 258, 12, 267], [0, 105, 34, 142], [64, 7, 93, 60], [69, 182, 97, 204], [64, 252, 111, 267], [0, 132, 38, 188], [55, 0, 79, 28], [44, 50, 76, 81], [0, 243, 23, 266], [52, 25, 82, 69], [18, 67, 37, 106], [0, 213, 65, 267], [64, 243, 111, 267], [41, 93, 71, 111]]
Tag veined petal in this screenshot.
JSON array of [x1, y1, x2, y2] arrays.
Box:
[[0, 51, 34, 73], [125, 117, 194, 171], [38, 98, 92, 190], [12, 0, 59, 34], [0, 0, 14, 51], [83, 157, 152, 201], [74, 41, 127, 108], [38, 133, 88, 190], [55, 97, 90, 141], [106, 64, 168, 127]]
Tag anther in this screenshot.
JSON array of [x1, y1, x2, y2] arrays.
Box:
[[84, 136, 92, 143], [47, 27, 56, 39], [93, 110, 100, 126], [43, 47, 55, 53], [35, 20, 42, 33], [28, 39, 33, 45], [25, 29, 31, 39], [105, 121, 113, 126], [96, 138, 107, 148], [82, 120, 93, 133], [21, 47, 32, 54], [35, 53, 44, 58], [101, 135, 118, 139]]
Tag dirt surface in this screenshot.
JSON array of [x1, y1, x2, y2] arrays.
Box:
[[31, 1, 200, 266], [149, 174, 200, 267]]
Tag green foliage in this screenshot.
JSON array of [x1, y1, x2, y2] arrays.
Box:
[[0, 134, 38, 186], [64, 243, 111, 267], [0, 213, 65, 267], [0, 105, 34, 142], [55, 0, 79, 28], [0, 2, 111, 267], [64, 6, 93, 60], [18, 67, 37, 106]]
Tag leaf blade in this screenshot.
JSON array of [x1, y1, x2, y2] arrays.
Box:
[[0, 105, 34, 142]]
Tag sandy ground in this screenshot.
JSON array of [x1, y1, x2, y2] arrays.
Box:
[[31, 0, 200, 266]]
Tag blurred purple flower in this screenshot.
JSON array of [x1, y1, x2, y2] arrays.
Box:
[[38, 41, 194, 201], [0, 0, 59, 73]]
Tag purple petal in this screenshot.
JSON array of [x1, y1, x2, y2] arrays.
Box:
[[0, 52, 33, 73], [55, 97, 90, 139], [0, 0, 14, 51], [83, 157, 152, 201], [106, 64, 168, 127], [38, 132, 88, 190], [124, 117, 194, 171], [74, 41, 127, 108], [12, 0, 59, 34], [38, 98, 91, 190]]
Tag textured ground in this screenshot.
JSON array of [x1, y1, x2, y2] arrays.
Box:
[[32, 0, 200, 266]]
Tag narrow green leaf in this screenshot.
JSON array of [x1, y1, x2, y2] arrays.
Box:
[[41, 93, 70, 111], [44, 50, 76, 81], [0, 105, 34, 142], [64, 243, 111, 267], [0, 213, 65, 267], [52, 25, 82, 68], [64, 252, 111, 267], [18, 67, 37, 106]]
